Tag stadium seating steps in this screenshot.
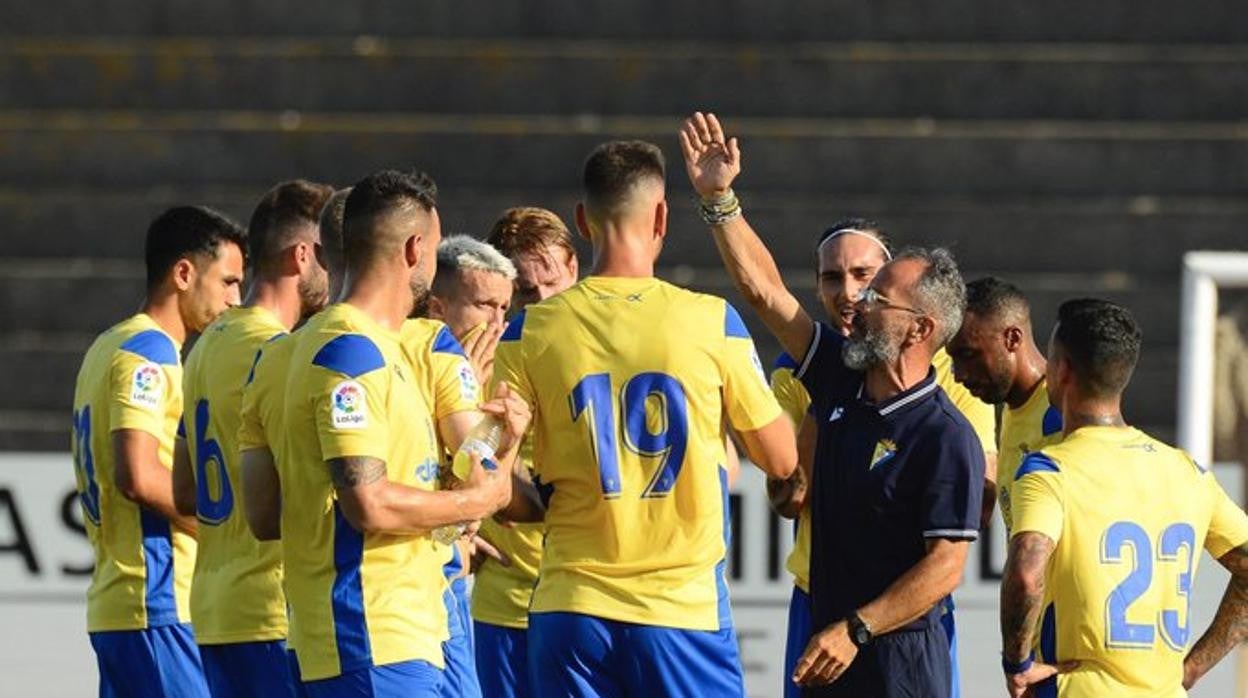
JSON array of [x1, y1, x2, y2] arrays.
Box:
[[2, 1, 1246, 448]]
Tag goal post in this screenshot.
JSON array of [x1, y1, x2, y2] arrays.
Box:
[[1176, 250, 1248, 696], [1177, 250, 1248, 465]]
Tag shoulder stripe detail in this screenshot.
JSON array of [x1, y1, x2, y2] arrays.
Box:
[[794, 322, 823, 380], [772, 352, 799, 371], [724, 303, 751, 339], [432, 326, 467, 357], [1015, 453, 1060, 481], [312, 334, 386, 378], [1041, 405, 1062, 436], [119, 329, 178, 366], [501, 310, 526, 342]]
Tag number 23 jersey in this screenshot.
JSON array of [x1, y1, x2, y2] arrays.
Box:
[[492, 276, 783, 632], [1012, 426, 1248, 696]]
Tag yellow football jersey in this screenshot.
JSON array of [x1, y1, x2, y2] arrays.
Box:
[[997, 378, 1063, 533], [777, 347, 994, 593], [1012, 426, 1248, 697], [400, 318, 481, 421], [492, 276, 783, 631], [70, 313, 196, 631], [770, 353, 814, 594], [237, 331, 296, 457], [280, 303, 447, 680], [471, 436, 545, 629], [400, 317, 484, 579], [182, 306, 288, 644]]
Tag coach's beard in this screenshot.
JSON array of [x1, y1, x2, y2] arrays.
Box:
[[842, 322, 902, 371]]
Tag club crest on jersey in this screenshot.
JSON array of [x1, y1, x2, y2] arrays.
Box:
[[870, 438, 898, 470], [458, 361, 480, 402], [128, 362, 163, 408], [330, 380, 368, 429]]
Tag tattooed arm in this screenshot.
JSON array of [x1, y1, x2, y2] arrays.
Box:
[[1001, 532, 1053, 662], [329, 455, 509, 535], [999, 532, 1076, 697], [1183, 542, 1248, 689]]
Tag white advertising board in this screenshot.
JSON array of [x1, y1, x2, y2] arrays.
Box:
[[0, 454, 1240, 697]]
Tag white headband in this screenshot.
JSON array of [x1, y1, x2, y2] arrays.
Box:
[[817, 228, 892, 261]]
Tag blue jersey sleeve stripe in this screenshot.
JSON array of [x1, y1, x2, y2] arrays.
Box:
[[1015, 453, 1060, 481], [442, 542, 464, 580], [1041, 406, 1062, 436], [501, 310, 526, 342], [119, 329, 179, 366], [312, 334, 386, 378], [432, 326, 468, 357], [724, 303, 751, 339], [331, 505, 372, 669], [139, 510, 178, 626], [772, 352, 799, 371]]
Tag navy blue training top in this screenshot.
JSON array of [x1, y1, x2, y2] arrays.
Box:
[[796, 322, 985, 636]]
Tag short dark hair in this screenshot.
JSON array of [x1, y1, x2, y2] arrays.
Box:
[[965, 276, 1030, 320], [342, 170, 438, 268], [318, 187, 351, 275], [1054, 298, 1142, 399], [583, 140, 665, 218], [144, 206, 246, 290], [247, 179, 335, 276], [816, 217, 892, 254]]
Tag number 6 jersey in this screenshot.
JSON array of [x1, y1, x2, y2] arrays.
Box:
[[1012, 425, 1248, 697], [181, 305, 288, 645], [491, 276, 783, 631]]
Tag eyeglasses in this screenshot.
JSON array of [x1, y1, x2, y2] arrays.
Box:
[[857, 287, 925, 316]]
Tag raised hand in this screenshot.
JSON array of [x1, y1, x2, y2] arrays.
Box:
[[679, 112, 742, 200]]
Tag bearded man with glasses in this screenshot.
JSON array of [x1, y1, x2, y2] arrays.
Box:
[[680, 111, 985, 698]]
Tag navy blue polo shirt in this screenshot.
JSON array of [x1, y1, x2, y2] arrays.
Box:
[[796, 322, 984, 639]]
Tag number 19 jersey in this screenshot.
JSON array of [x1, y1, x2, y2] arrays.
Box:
[[1012, 426, 1248, 696], [492, 276, 783, 632]]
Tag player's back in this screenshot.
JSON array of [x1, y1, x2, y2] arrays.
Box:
[[1015, 426, 1248, 696], [182, 305, 288, 644], [71, 313, 196, 631], [494, 276, 780, 632]]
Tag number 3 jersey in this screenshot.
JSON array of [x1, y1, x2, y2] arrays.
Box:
[[1012, 426, 1248, 697], [70, 313, 196, 632], [492, 276, 783, 631], [181, 305, 288, 644]]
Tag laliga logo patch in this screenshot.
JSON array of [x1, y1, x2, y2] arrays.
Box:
[[128, 362, 163, 408], [330, 380, 368, 429], [870, 438, 898, 470], [457, 361, 479, 401]]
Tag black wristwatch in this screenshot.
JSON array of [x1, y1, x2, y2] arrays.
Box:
[[847, 612, 873, 647]]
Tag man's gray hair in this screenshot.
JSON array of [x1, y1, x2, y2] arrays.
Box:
[[894, 246, 966, 349], [436, 235, 517, 280]]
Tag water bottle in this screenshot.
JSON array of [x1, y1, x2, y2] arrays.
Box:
[[431, 415, 503, 545]]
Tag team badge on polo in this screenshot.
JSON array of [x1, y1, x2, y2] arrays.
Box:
[[870, 438, 898, 470], [330, 380, 368, 428]]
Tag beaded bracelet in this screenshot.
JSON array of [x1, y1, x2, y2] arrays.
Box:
[[698, 189, 742, 225]]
